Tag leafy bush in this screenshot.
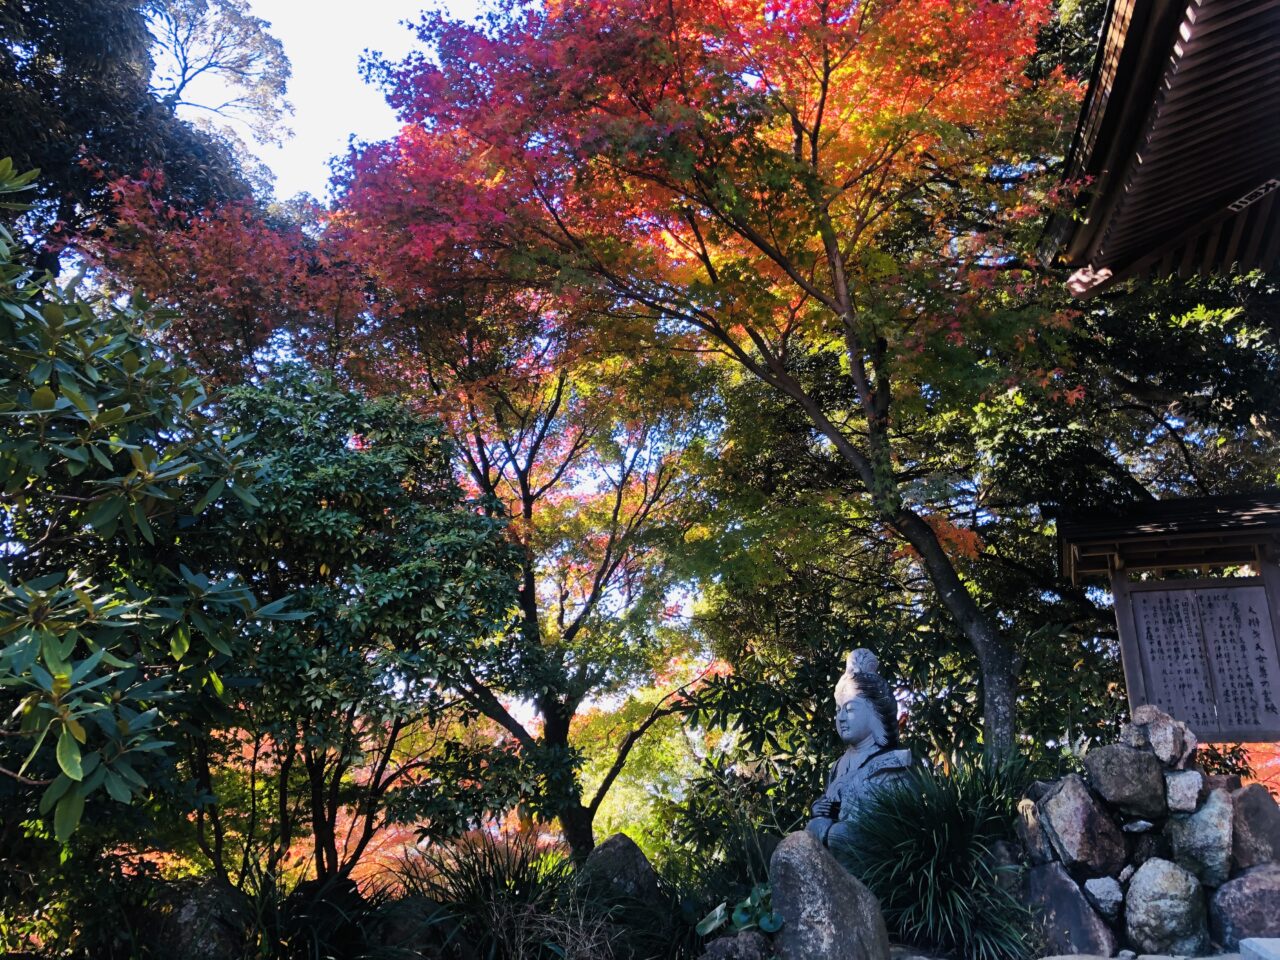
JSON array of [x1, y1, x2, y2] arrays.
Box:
[[651, 755, 800, 899], [179, 370, 522, 885], [1198, 741, 1253, 778], [0, 158, 283, 842], [695, 882, 782, 938], [832, 757, 1040, 960], [0, 838, 172, 958], [238, 867, 399, 960]]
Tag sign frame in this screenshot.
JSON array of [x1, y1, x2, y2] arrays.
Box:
[[1110, 565, 1280, 742]]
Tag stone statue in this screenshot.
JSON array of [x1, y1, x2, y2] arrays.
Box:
[[806, 649, 912, 848]]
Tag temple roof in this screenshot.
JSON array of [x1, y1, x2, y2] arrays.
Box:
[[1043, 0, 1280, 297]]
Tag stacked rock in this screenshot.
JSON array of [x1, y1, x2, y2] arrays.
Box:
[[1018, 705, 1280, 956]]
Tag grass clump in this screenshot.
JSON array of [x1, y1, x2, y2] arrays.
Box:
[[832, 756, 1040, 960]]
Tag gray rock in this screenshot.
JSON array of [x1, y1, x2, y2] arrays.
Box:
[[702, 931, 773, 960], [1132, 830, 1173, 866], [1039, 774, 1127, 877], [151, 879, 251, 960], [1211, 863, 1280, 949], [1084, 876, 1124, 921], [1131, 705, 1197, 768], [1232, 785, 1280, 871], [1121, 721, 1151, 751], [1023, 862, 1117, 957], [580, 833, 664, 907], [1124, 858, 1209, 956], [1125, 820, 1157, 833], [1169, 788, 1233, 887], [1121, 864, 1137, 884], [1166, 770, 1205, 814], [770, 831, 889, 960], [1117, 951, 1137, 960], [1242, 939, 1280, 960], [1016, 796, 1055, 865], [1086, 744, 1168, 819], [1025, 779, 1057, 804]]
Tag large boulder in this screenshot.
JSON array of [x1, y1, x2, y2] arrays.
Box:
[[1210, 863, 1280, 948], [1023, 862, 1117, 956], [1039, 775, 1127, 877], [769, 831, 890, 960], [580, 833, 664, 908], [1168, 788, 1233, 887], [701, 931, 773, 960], [1085, 744, 1167, 819], [1232, 785, 1280, 871], [150, 878, 252, 960], [1016, 797, 1055, 865], [1124, 858, 1209, 956]]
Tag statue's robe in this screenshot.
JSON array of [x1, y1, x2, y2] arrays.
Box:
[[806, 746, 912, 847]]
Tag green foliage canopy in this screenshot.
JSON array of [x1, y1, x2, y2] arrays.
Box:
[[185, 370, 524, 881]]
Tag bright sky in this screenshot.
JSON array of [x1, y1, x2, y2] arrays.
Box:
[[225, 0, 480, 201]]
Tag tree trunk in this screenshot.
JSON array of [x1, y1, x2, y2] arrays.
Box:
[[774, 375, 1020, 755], [559, 803, 596, 861], [892, 507, 1017, 756]]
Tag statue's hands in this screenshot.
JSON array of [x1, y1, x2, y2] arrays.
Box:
[[811, 797, 838, 819]]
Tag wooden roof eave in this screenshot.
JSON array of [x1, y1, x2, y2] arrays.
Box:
[[1044, 0, 1280, 297], [1053, 0, 1188, 268]]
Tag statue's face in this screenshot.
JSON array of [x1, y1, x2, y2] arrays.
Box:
[[835, 694, 880, 746]]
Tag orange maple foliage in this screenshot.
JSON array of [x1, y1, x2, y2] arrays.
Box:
[[1246, 741, 1280, 793]]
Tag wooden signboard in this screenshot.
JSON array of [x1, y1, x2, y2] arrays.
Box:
[[1111, 571, 1280, 741]]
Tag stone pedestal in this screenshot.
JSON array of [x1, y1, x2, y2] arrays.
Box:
[[1242, 939, 1280, 960]]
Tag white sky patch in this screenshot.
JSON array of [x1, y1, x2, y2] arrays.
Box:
[[184, 0, 481, 200]]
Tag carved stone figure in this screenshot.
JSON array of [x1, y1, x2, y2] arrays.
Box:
[[806, 649, 912, 848]]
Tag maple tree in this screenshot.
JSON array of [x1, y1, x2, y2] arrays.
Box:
[[88, 160, 714, 856], [344, 0, 1083, 753], [324, 252, 714, 855], [91, 172, 364, 381]]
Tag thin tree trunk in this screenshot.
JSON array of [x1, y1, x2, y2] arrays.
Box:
[[558, 803, 596, 861], [891, 507, 1017, 756], [770, 364, 1020, 755]]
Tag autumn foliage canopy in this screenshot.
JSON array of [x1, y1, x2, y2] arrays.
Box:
[[77, 0, 1087, 759], [334, 0, 1082, 754]]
